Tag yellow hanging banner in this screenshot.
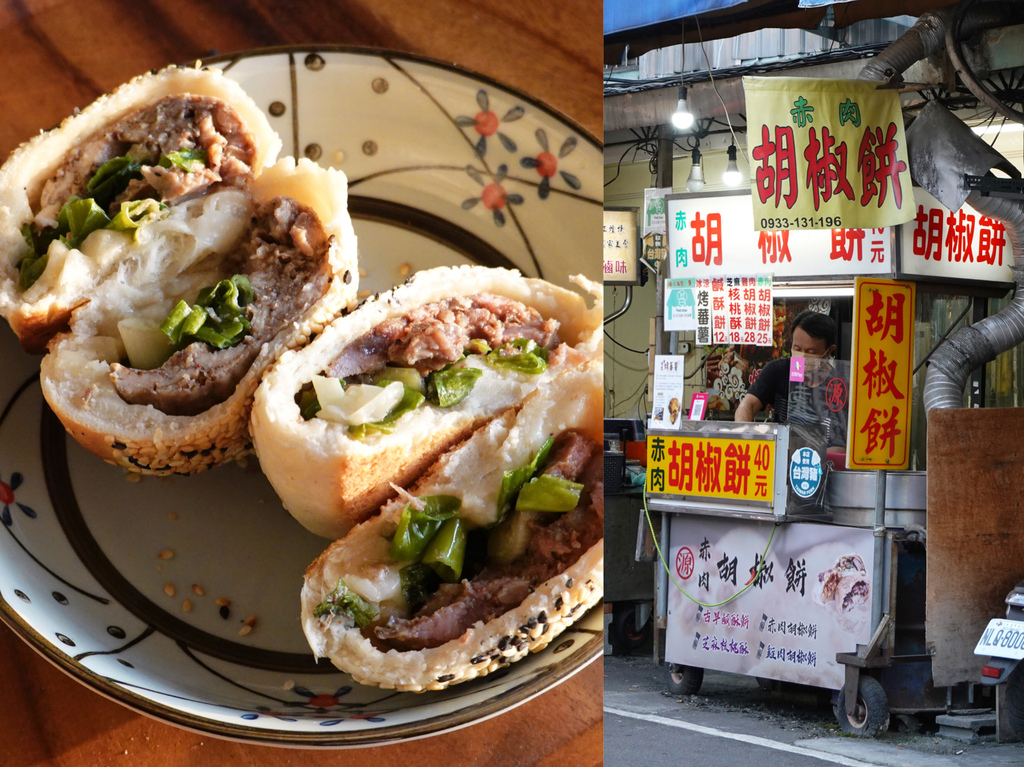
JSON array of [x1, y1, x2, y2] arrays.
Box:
[[743, 77, 915, 232], [849, 277, 916, 469]]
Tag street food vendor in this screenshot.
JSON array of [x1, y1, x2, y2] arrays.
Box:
[[735, 310, 848, 449]]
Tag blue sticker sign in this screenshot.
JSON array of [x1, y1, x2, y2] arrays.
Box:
[[789, 447, 822, 498]]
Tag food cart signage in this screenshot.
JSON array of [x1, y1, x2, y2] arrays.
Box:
[[669, 275, 773, 345], [898, 187, 1014, 285], [646, 434, 775, 503], [849, 277, 915, 469], [665, 516, 875, 689], [665, 193, 892, 280], [604, 208, 638, 284], [744, 77, 915, 232]]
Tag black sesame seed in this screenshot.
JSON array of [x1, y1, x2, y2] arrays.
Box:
[[437, 673, 455, 682], [112, 441, 126, 450], [518, 625, 530, 635], [219, 605, 230, 619], [527, 617, 538, 629], [127, 456, 144, 467], [201, 448, 213, 456], [538, 611, 547, 623], [555, 597, 564, 610], [470, 654, 487, 665], [512, 637, 525, 649], [498, 636, 511, 650], [569, 604, 581, 615], [542, 623, 550, 634], [566, 578, 574, 588], [181, 450, 198, 458], [343, 270, 352, 284]]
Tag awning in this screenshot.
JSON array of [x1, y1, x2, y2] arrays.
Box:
[[604, 0, 957, 65]]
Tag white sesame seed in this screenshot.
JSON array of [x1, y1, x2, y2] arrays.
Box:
[[164, 583, 175, 597]]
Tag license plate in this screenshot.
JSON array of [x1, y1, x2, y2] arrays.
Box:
[[974, 618, 1024, 659]]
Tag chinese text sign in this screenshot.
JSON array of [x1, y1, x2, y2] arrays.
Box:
[[667, 194, 892, 280], [604, 208, 637, 283], [899, 187, 1014, 284], [744, 77, 914, 232], [647, 434, 775, 503], [849, 278, 915, 469]]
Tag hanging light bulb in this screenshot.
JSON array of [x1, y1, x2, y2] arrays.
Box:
[[671, 85, 694, 131], [686, 146, 704, 193], [723, 143, 742, 186]]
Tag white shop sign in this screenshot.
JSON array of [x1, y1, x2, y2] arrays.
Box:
[[666, 192, 893, 280], [665, 515, 875, 690], [898, 187, 1014, 285]]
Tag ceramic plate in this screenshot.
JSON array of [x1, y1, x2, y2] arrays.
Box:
[[0, 46, 602, 746]]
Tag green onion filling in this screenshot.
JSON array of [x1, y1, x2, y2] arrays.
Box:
[[515, 474, 583, 512], [17, 148, 202, 290], [496, 436, 555, 517], [313, 578, 380, 628], [485, 338, 549, 375], [159, 275, 253, 351]]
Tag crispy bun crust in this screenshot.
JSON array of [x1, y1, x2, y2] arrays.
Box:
[[0, 65, 283, 352], [300, 362, 603, 691], [39, 157, 359, 475], [251, 266, 603, 539]]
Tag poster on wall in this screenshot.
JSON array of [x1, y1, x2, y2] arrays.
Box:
[[651, 355, 687, 430], [644, 186, 672, 237], [604, 207, 638, 284], [743, 77, 915, 232], [665, 278, 697, 332], [665, 515, 875, 689]]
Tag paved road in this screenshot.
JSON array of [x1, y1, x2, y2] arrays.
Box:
[[604, 655, 1024, 767]]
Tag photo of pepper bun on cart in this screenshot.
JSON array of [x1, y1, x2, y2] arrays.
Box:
[[0, 63, 605, 693], [813, 553, 872, 632]]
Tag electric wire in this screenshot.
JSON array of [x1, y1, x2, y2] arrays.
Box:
[[641, 479, 778, 608], [612, 375, 649, 417], [605, 330, 648, 355]]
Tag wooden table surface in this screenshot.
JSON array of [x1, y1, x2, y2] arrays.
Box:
[[0, 2, 603, 765]]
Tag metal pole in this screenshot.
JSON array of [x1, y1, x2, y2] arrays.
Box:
[[871, 469, 888, 634]]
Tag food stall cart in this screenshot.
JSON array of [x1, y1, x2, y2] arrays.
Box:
[[642, 176, 1015, 735]]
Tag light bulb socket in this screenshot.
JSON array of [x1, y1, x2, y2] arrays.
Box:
[[723, 143, 742, 187]]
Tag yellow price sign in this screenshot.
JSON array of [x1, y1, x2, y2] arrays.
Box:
[[646, 434, 775, 502]]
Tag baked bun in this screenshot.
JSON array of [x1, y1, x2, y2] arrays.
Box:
[[0, 65, 359, 473], [300, 361, 603, 691], [0, 64, 283, 352], [251, 266, 602, 538]]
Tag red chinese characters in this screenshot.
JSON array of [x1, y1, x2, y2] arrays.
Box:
[[666, 439, 771, 499], [912, 204, 1007, 266], [753, 125, 799, 209], [803, 126, 854, 211], [691, 212, 723, 266], [852, 280, 914, 467], [857, 123, 907, 209]]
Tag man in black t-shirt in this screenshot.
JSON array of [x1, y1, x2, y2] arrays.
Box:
[[735, 310, 847, 448]]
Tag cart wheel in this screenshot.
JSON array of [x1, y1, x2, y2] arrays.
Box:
[[1003, 663, 1024, 741], [611, 605, 651, 653], [835, 675, 890, 737], [667, 664, 703, 696]]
